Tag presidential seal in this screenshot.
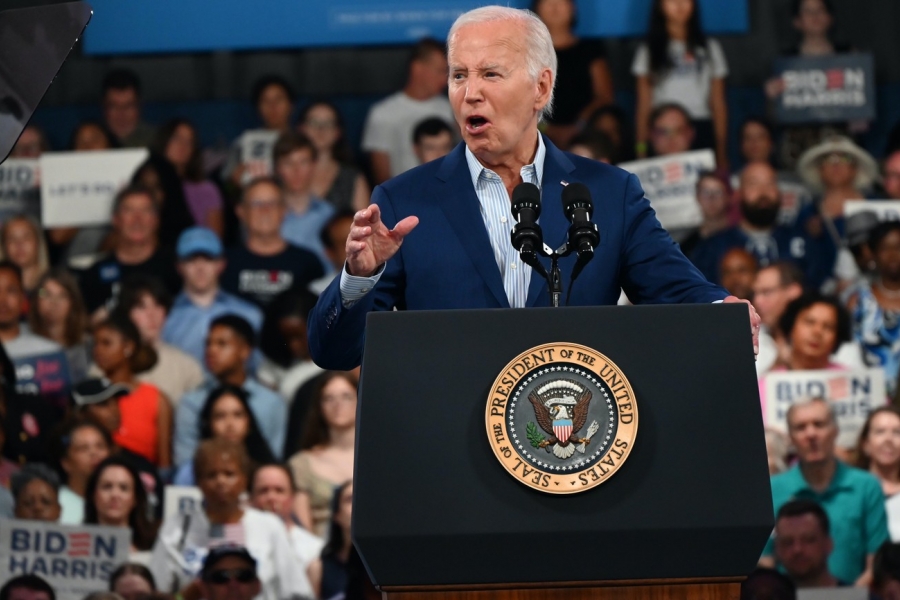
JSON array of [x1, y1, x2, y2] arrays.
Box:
[[486, 343, 638, 494]]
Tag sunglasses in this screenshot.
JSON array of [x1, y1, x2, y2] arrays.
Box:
[[206, 569, 257, 585]]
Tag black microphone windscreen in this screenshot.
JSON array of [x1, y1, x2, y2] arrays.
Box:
[[562, 183, 593, 221], [511, 182, 541, 221]]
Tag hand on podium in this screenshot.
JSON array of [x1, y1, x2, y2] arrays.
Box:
[[723, 295, 762, 357], [346, 204, 419, 277]]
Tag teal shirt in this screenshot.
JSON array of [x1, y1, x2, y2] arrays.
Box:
[[763, 461, 889, 583]]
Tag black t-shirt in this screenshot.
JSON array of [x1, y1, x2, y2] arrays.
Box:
[[547, 39, 607, 125], [79, 247, 182, 313], [221, 244, 325, 308]]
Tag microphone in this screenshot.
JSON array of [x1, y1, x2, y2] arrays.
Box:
[[562, 183, 600, 257], [510, 182, 548, 279]]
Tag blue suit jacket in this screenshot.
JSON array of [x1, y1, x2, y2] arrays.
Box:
[[309, 137, 727, 370]]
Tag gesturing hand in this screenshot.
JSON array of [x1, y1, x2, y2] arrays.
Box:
[[723, 295, 762, 357], [346, 204, 419, 277]]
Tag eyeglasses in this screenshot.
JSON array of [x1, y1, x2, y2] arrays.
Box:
[[821, 153, 855, 166], [207, 569, 257, 585]]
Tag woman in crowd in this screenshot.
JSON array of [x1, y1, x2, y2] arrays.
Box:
[[297, 101, 369, 212], [775, 293, 853, 372], [150, 439, 312, 599], [172, 385, 275, 485], [679, 171, 732, 258], [109, 564, 156, 600], [10, 463, 61, 522], [250, 463, 324, 569], [154, 118, 224, 236], [633, 0, 728, 167], [288, 371, 357, 537], [585, 105, 634, 164], [258, 288, 322, 402], [54, 418, 112, 524], [0, 215, 49, 298], [70, 121, 116, 152], [531, 0, 614, 148], [307, 482, 353, 599], [131, 154, 196, 249], [84, 455, 157, 561], [28, 268, 91, 382], [93, 313, 172, 468], [856, 407, 900, 498]]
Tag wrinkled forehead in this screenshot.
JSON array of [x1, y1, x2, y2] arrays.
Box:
[[448, 21, 527, 68]]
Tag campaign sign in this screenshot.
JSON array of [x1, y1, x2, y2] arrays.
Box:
[[774, 54, 876, 124], [618, 149, 716, 231], [762, 367, 887, 448], [239, 129, 280, 185], [844, 200, 900, 222], [0, 519, 130, 600], [0, 159, 40, 222], [162, 485, 203, 523], [40, 148, 149, 228], [13, 351, 72, 411]]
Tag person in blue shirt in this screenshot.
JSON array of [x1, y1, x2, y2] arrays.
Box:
[[173, 314, 285, 466], [162, 227, 263, 365]]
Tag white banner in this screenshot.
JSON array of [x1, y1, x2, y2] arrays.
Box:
[[40, 148, 149, 228], [239, 129, 279, 184], [0, 519, 130, 600], [162, 485, 203, 523], [0, 158, 40, 222], [762, 367, 887, 448], [844, 200, 900, 222], [618, 149, 716, 231]]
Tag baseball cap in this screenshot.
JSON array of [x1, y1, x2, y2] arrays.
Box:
[[846, 211, 879, 248], [177, 226, 222, 260], [71, 378, 130, 406], [201, 545, 258, 579]]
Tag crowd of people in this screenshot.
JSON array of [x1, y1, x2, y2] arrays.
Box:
[[2, 0, 900, 598]]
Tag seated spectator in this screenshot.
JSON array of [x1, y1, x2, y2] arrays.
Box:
[[53, 418, 112, 524], [162, 227, 262, 365], [774, 499, 842, 587], [412, 117, 456, 165], [249, 463, 323, 567], [115, 275, 204, 407], [585, 105, 634, 164], [288, 371, 357, 537], [221, 177, 324, 308], [759, 398, 889, 586], [257, 288, 322, 401], [273, 132, 334, 269], [741, 568, 796, 600], [308, 210, 354, 295], [297, 101, 369, 212], [198, 546, 265, 600], [308, 482, 353, 599], [101, 68, 155, 148], [0, 261, 62, 360], [109, 563, 157, 600], [84, 455, 157, 559], [131, 154, 197, 249], [28, 268, 92, 383], [884, 151, 900, 201], [9, 125, 48, 158], [567, 130, 615, 164], [154, 118, 225, 236], [720, 248, 757, 301], [774, 293, 852, 372], [753, 262, 805, 375], [856, 407, 900, 498], [0, 575, 55, 600], [0, 215, 48, 297], [174, 315, 285, 466], [834, 211, 878, 302], [70, 120, 116, 152], [78, 186, 181, 320], [646, 103, 695, 158], [740, 117, 777, 168], [679, 171, 732, 258], [150, 440, 313, 598], [173, 384, 275, 484], [691, 163, 814, 286], [93, 313, 172, 467], [11, 463, 60, 521], [873, 542, 900, 600]]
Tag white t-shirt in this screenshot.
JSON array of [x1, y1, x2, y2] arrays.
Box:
[[631, 39, 729, 119], [361, 91, 455, 177]]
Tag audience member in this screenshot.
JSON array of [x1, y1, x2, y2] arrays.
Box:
[[633, 0, 728, 165], [70, 120, 116, 151], [221, 177, 324, 307], [28, 268, 91, 382], [0, 261, 62, 360], [257, 288, 322, 401], [741, 568, 796, 600], [884, 151, 900, 200], [773, 499, 842, 587], [412, 117, 456, 165], [766, 428, 790, 475], [774, 293, 853, 372], [109, 564, 157, 600], [174, 314, 285, 466], [53, 418, 112, 524], [150, 440, 312, 598], [646, 103, 695, 158], [752, 262, 805, 374], [0, 575, 55, 600], [585, 105, 634, 164], [198, 546, 262, 600], [297, 101, 369, 212], [102, 69, 155, 148], [9, 125, 48, 158], [835, 210, 879, 299], [10, 463, 60, 521], [740, 117, 777, 168], [162, 227, 262, 364], [0, 416, 19, 489], [361, 38, 453, 182], [760, 397, 889, 586], [0, 215, 48, 296], [720, 248, 757, 301], [131, 154, 198, 249], [873, 542, 900, 600], [309, 210, 354, 295], [679, 170, 732, 258], [308, 481, 353, 600], [154, 118, 225, 236], [288, 371, 357, 537], [856, 407, 900, 498], [567, 130, 615, 163]]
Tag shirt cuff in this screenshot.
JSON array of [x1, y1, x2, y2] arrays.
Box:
[[339, 263, 384, 307]]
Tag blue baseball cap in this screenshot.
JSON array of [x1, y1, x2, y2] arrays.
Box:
[[177, 227, 222, 260]]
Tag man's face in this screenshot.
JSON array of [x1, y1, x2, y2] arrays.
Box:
[[788, 401, 838, 465], [741, 122, 773, 164], [6, 589, 52, 600], [774, 514, 832, 584], [325, 217, 353, 270], [719, 250, 757, 301], [14, 479, 60, 522], [11, 126, 43, 158], [179, 255, 225, 295], [752, 268, 802, 329], [250, 466, 294, 520], [257, 85, 293, 131], [415, 131, 455, 164], [83, 398, 122, 435], [414, 51, 450, 98], [103, 87, 140, 140], [739, 162, 781, 228], [238, 181, 285, 239], [275, 148, 315, 195], [113, 193, 159, 246], [201, 555, 261, 600], [884, 152, 900, 200], [205, 326, 249, 378], [0, 269, 23, 328], [448, 20, 552, 164], [650, 109, 693, 156]]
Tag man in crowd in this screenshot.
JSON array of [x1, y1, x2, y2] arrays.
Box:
[[719, 248, 757, 301], [174, 315, 285, 465], [413, 117, 456, 165], [101, 68, 155, 147], [0, 261, 61, 360], [759, 398, 888, 586], [884, 150, 900, 200], [773, 499, 842, 588], [221, 177, 324, 308], [199, 546, 262, 600], [0, 575, 55, 600], [309, 209, 354, 295], [753, 262, 805, 334], [163, 227, 263, 364], [79, 185, 181, 318], [362, 38, 455, 183], [648, 103, 695, 157]]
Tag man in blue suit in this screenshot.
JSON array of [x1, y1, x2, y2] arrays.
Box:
[[308, 5, 760, 370]]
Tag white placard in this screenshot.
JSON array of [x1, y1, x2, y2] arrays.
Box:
[[844, 200, 900, 221], [0, 519, 130, 600], [239, 129, 279, 184], [618, 149, 716, 231], [40, 148, 149, 228], [0, 158, 39, 221], [762, 367, 887, 448], [162, 485, 203, 523]]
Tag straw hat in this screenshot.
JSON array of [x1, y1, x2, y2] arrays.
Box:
[[796, 135, 879, 193]]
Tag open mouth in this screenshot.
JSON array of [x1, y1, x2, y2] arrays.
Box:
[[466, 115, 489, 134]]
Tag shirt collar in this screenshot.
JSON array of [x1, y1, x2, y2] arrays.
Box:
[[789, 460, 853, 495], [464, 133, 546, 190]]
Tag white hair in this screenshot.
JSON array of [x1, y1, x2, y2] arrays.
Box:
[[447, 5, 557, 121]]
